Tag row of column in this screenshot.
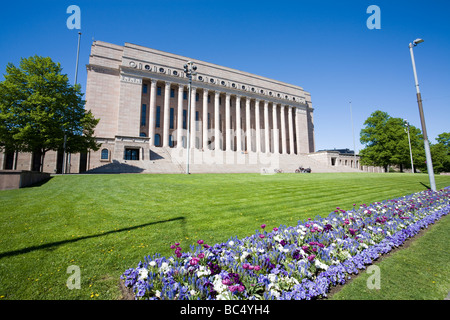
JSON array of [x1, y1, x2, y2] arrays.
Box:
[[147, 79, 298, 155]]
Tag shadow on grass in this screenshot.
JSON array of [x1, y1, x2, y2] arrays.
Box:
[[420, 182, 431, 190], [0, 216, 185, 259]]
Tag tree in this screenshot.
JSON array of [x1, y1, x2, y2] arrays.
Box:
[[431, 132, 450, 173], [0, 55, 100, 172], [359, 110, 424, 172]]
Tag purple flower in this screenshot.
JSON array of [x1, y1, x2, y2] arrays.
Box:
[[261, 224, 266, 229]]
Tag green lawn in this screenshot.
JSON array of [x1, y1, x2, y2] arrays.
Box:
[[329, 212, 450, 300], [0, 172, 449, 300]]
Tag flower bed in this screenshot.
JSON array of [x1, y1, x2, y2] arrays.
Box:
[[121, 188, 450, 300]]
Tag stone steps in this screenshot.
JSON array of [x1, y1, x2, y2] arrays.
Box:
[[86, 147, 363, 174]]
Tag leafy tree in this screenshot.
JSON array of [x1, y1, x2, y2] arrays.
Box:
[[431, 132, 450, 173], [0, 55, 100, 172], [359, 110, 424, 172]]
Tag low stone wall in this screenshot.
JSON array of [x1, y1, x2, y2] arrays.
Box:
[[0, 170, 51, 190]]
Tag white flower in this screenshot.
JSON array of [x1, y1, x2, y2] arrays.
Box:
[[159, 262, 170, 274], [149, 261, 156, 267], [315, 259, 328, 271], [240, 251, 249, 262], [190, 289, 197, 296], [196, 266, 211, 277], [270, 289, 280, 298], [138, 268, 148, 280], [228, 241, 235, 247], [213, 275, 227, 294]]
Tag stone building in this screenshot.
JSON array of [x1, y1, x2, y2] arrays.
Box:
[[2, 41, 376, 174]]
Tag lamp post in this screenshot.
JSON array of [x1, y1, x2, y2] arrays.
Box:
[[63, 31, 82, 174], [183, 61, 197, 175], [408, 38, 436, 191], [403, 119, 414, 174]]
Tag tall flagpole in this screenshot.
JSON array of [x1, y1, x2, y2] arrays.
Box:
[[65, 31, 82, 174], [350, 101, 356, 168]]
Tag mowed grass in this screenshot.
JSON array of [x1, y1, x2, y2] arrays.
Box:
[[0, 172, 449, 300], [330, 213, 450, 300]]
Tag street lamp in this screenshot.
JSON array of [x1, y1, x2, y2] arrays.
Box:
[[183, 61, 197, 175], [403, 119, 414, 174], [408, 38, 436, 191]]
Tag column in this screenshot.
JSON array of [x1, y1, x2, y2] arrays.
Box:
[[163, 81, 171, 147], [177, 84, 184, 148], [225, 93, 231, 152], [264, 100, 270, 153], [149, 79, 157, 147], [288, 106, 294, 154], [190, 87, 197, 149], [214, 91, 221, 150], [245, 97, 251, 152], [272, 103, 279, 154], [295, 108, 302, 154], [236, 95, 242, 152], [280, 105, 287, 154], [255, 99, 261, 153], [202, 89, 208, 150]]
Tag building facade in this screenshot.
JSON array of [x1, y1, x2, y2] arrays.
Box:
[[1, 40, 319, 174], [84, 41, 315, 173]]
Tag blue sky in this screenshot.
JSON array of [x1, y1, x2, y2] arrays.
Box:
[[1, 0, 449, 152]]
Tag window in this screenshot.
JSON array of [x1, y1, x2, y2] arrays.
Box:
[[196, 111, 199, 131], [170, 89, 175, 98], [154, 134, 161, 147], [141, 104, 147, 126], [169, 135, 174, 147], [196, 93, 199, 102], [170, 108, 174, 129], [157, 87, 162, 96], [142, 84, 148, 94], [208, 95, 211, 103], [156, 106, 161, 128], [183, 91, 187, 100], [101, 148, 109, 160], [208, 113, 211, 129], [183, 109, 187, 129], [124, 148, 139, 160], [140, 132, 146, 137]]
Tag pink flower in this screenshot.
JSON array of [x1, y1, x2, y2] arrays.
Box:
[[198, 253, 205, 259], [259, 234, 265, 239], [254, 265, 261, 271], [273, 227, 278, 231], [307, 255, 316, 262], [261, 224, 266, 229], [197, 239, 204, 245], [242, 263, 250, 269]]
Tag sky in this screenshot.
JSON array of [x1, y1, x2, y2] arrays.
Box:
[[0, 0, 449, 153]]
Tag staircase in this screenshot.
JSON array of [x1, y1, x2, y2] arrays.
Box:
[[86, 147, 363, 174]]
